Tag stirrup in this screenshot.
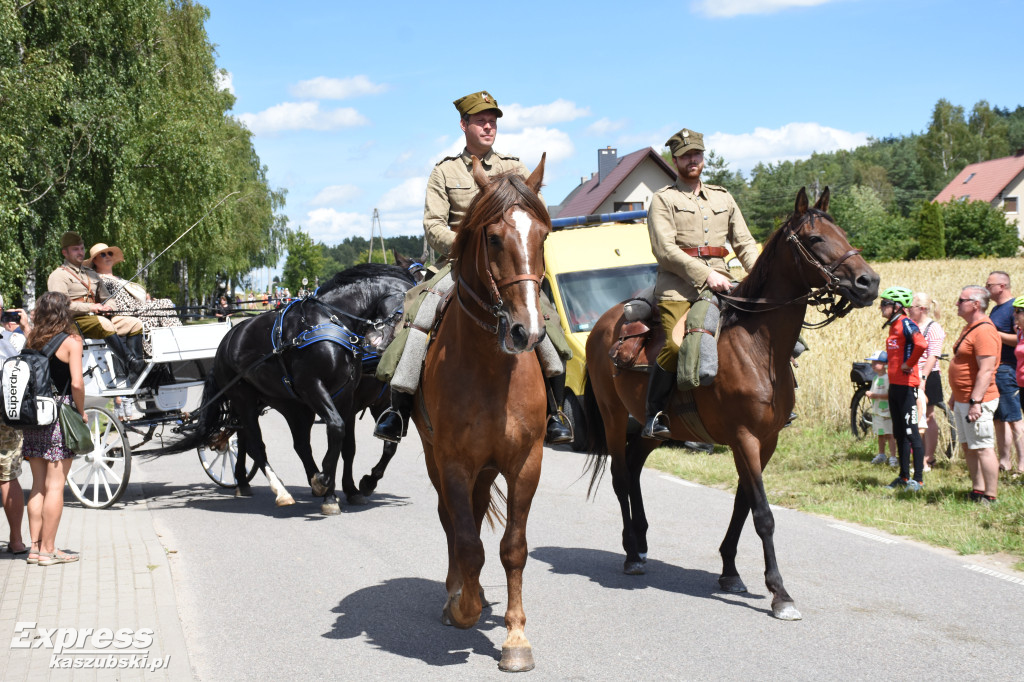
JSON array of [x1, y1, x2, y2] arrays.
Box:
[[642, 411, 672, 441], [373, 407, 405, 443]]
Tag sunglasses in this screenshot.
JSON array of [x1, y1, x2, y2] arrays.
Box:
[[956, 298, 976, 305], [97, 251, 114, 258]]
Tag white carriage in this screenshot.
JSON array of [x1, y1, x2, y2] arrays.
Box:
[[71, 320, 250, 508]]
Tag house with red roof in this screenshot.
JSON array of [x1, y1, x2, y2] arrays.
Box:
[[551, 147, 677, 219], [933, 152, 1024, 238]]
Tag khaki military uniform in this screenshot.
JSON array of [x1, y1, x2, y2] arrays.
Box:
[[47, 261, 142, 339], [648, 181, 759, 370], [424, 148, 530, 256]]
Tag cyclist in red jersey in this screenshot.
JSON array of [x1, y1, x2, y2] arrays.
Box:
[[880, 286, 928, 491]]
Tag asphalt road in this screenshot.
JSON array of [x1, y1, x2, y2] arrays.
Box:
[[126, 410, 1024, 681]]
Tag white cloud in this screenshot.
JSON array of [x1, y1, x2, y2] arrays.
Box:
[[501, 99, 590, 132], [289, 75, 388, 100], [585, 117, 627, 137], [310, 184, 362, 206], [215, 70, 234, 94], [378, 177, 427, 212], [691, 0, 840, 18], [238, 102, 368, 135], [303, 208, 422, 242], [706, 122, 869, 175]]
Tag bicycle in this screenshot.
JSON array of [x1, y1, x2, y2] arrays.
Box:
[[850, 358, 958, 460]]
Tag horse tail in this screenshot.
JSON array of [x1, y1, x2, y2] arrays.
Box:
[[163, 372, 233, 455], [581, 373, 610, 500], [484, 481, 508, 530]]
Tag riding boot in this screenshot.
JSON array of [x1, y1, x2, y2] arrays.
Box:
[[373, 389, 413, 443], [125, 333, 147, 383], [544, 373, 573, 445], [104, 334, 134, 386], [642, 365, 675, 441]]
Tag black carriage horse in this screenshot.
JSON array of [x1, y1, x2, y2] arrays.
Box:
[[183, 263, 416, 514]]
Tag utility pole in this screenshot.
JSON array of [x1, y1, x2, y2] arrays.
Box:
[[368, 209, 389, 264]]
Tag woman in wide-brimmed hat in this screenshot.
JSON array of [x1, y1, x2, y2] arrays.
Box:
[[85, 242, 181, 348]]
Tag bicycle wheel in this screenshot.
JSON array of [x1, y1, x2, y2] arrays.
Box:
[[850, 385, 872, 438], [932, 402, 958, 460]]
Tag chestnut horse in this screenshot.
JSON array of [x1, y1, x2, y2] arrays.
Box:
[[413, 155, 549, 672], [582, 188, 879, 620]]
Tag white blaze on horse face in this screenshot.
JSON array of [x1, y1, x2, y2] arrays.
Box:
[[510, 209, 541, 336]]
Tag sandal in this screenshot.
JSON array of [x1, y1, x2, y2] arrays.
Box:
[[26, 544, 40, 565], [37, 551, 80, 566]]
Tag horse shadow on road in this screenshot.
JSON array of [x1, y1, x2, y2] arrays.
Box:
[[323, 577, 505, 667], [530, 546, 770, 616]]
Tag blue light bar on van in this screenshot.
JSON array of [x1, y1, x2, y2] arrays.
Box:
[[551, 210, 648, 229]]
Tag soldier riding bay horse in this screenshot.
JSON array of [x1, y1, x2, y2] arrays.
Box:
[[582, 188, 879, 620], [413, 155, 549, 672]]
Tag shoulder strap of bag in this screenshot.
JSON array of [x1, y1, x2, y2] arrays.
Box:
[[39, 332, 71, 398], [952, 321, 993, 356]]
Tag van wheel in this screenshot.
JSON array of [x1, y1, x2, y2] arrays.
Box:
[[563, 392, 587, 452]]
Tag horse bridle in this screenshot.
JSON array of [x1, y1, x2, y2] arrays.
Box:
[[721, 212, 862, 328], [455, 207, 544, 335]]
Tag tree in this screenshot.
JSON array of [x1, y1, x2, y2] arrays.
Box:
[[918, 99, 973, 192], [968, 100, 1010, 162], [282, 230, 325, 293], [830, 186, 915, 261], [940, 199, 1021, 258], [914, 201, 945, 259]]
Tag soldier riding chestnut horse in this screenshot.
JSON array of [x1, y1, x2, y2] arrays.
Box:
[[582, 188, 879, 620]]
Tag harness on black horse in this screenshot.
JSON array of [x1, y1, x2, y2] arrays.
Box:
[[270, 293, 403, 398]]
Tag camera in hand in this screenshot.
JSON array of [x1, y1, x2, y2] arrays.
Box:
[[1, 310, 20, 324]]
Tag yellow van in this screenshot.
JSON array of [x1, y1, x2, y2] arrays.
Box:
[[542, 220, 657, 449]]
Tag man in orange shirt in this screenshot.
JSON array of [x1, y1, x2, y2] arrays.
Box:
[[947, 285, 1002, 503]]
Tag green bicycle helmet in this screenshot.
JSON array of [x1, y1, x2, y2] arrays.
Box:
[[1013, 296, 1024, 309], [880, 286, 913, 308]]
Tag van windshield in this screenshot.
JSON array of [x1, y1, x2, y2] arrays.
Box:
[[556, 263, 657, 333]]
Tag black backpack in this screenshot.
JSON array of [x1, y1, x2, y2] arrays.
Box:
[[1, 332, 68, 427]]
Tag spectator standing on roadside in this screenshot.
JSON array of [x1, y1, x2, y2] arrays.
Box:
[[866, 351, 897, 466], [880, 287, 928, 491], [948, 285, 1001, 503], [1012, 297, 1024, 478], [1, 307, 30, 352], [908, 292, 946, 470], [0, 334, 27, 555], [985, 271, 1024, 474]]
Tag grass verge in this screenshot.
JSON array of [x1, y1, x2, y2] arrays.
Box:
[[645, 424, 1024, 572]]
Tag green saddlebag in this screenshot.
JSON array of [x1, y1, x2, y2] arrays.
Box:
[[676, 290, 722, 391]]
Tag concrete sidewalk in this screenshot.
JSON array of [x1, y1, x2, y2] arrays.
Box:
[[0, 475, 192, 681]]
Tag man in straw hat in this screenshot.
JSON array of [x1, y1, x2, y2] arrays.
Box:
[[46, 232, 146, 384], [374, 90, 573, 445], [641, 127, 760, 441]]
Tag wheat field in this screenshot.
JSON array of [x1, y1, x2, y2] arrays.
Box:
[[780, 257, 1021, 430]]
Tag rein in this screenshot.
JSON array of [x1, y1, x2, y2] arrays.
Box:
[[719, 214, 861, 329], [455, 207, 543, 334]]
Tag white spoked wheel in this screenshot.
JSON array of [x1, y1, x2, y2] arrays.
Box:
[[198, 434, 257, 487], [67, 406, 132, 509]]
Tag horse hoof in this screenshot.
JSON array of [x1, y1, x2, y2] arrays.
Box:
[[321, 501, 341, 515], [346, 493, 369, 506], [498, 645, 535, 673], [276, 496, 296, 507], [772, 602, 802, 621], [441, 605, 454, 627], [310, 475, 329, 497], [623, 560, 646, 575], [358, 476, 377, 496], [235, 485, 253, 498], [718, 575, 747, 593]]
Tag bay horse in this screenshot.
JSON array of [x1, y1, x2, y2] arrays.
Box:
[[582, 188, 879, 620], [413, 154, 549, 672], [178, 263, 415, 513]]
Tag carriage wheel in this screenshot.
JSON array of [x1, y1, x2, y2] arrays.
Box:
[[67, 406, 132, 509], [198, 434, 257, 487], [849, 385, 872, 439]]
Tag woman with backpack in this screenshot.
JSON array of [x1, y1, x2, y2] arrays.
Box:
[[22, 292, 85, 566]]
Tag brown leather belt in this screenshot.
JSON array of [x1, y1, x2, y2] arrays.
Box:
[[682, 245, 729, 258]]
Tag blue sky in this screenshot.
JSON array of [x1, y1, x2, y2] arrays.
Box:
[[203, 0, 1022, 248]]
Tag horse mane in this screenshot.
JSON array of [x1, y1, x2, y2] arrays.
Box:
[[450, 171, 549, 277], [728, 207, 833, 301], [317, 262, 414, 295]]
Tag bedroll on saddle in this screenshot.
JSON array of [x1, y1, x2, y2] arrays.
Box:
[[676, 290, 721, 391]]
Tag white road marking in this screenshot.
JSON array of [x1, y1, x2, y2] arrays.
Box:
[[828, 523, 899, 545], [659, 474, 700, 487], [964, 564, 1024, 586]]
